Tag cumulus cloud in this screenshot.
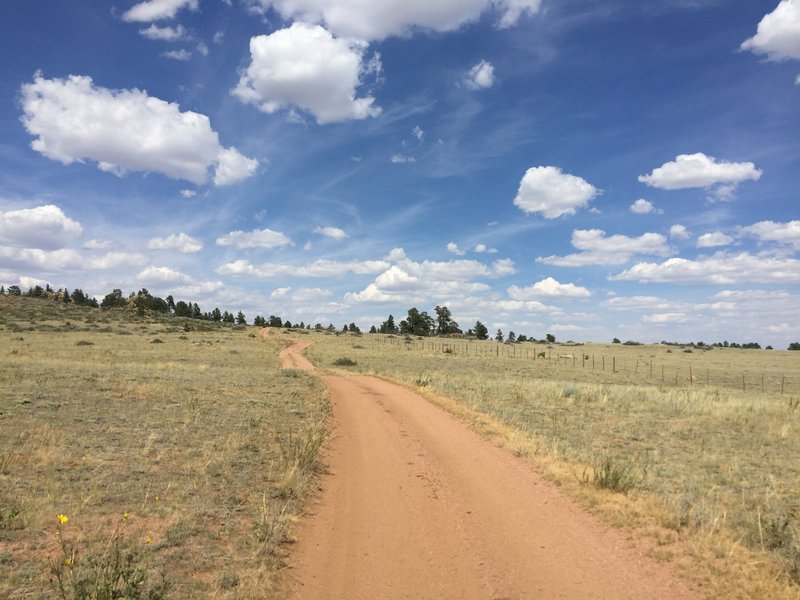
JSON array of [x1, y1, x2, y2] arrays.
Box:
[[21, 74, 258, 186], [216, 228, 292, 250], [83, 239, 113, 250], [343, 251, 513, 303], [180, 189, 197, 199], [638, 153, 762, 196], [513, 166, 598, 219], [697, 231, 733, 248], [474, 244, 497, 253], [146, 232, 203, 253], [741, 0, 800, 61], [246, 0, 541, 41], [630, 198, 659, 214], [508, 277, 591, 300], [139, 24, 187, 40], [447, 242, 466, 255], [466, 60, 495, 89], [217, 258, 389, 277], [122, 0, 198, 22], [669, 224, 690, 240], [610, 252, 800, 284], [314, 226, 348, 240], [232, 23, 382, 125], [740, 220, 800, 248], [137, 265, 193, 284], [391, 154, 415, 163], [0, 205, 82, 250], [536, 229, 671, 267], [163, 49, 191, 61], [642, 313, 688, 324]]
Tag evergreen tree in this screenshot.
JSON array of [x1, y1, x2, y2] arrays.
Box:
[[212, 307, 222, 322], [495, 329, 504, 342], [369, 325, 377, 333], [101, 288, 126, 308], [236, 311, 247, 325], [379, 314, 398, 334], [507, 331, 516, 343], [473, 321, 489, 340], [434, 305, 459, 335]]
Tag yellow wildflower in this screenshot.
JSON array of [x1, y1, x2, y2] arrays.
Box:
[[64, 558, 72, 566], [56, 514, 69, 524], [145, 535, 153, 545], [123, 512, 129, 520]]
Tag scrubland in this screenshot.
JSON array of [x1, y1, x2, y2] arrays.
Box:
[[307, 332, 800, 599], [0, 296, 328, 598]]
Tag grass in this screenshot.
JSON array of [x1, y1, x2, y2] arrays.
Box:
[[0, 296, 328, 598], [305, 332, 800, 599]]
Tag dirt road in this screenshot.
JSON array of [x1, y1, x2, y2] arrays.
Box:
[[279, 341, 698, 599]]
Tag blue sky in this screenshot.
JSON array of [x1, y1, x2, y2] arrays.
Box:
[[1, 0, 799, 346]]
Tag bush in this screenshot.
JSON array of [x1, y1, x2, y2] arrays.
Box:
[[332, 357, 357, 367]]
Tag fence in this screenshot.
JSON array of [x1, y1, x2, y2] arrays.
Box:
[[369, 335, 798, 397]]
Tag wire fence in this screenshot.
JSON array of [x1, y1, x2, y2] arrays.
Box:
[[370, 334, 799, 397]]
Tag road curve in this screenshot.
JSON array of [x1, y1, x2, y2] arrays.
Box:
[[279, 341, 699, 599]]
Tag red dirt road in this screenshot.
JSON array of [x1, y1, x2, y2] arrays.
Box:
[[279, 341, 699, 599]]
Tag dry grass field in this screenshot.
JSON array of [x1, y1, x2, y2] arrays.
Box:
[[0, 296, 328, 599], [306, 332, 800, 599]]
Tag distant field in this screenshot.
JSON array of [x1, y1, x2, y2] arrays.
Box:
[[306, 332, 800, 597], [0, 296, 328, 598]]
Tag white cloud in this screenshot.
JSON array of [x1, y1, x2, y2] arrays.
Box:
[[391, 154, 416, 164], [122, 0, 198, 22], [137, 265, 193, 284], [344, 251, 512, 303], [216, 228, 292, 250], [602, 295, 673, 311], [642, 313, 688, 324], [163, 49, 191, 61], [797, 73, 800, 85], [697, 231, 733, 248], [513, 166, 599, 219], [0, 205, 82, 250], [630, 198, 658, 214], [447, 242, 466, 255], [83, 239, 113, 250], [314, 226, 348, 240], [412, 125, 425, 140], [247, 0, 541, 41], [741, 0, 800, 61], [292, 287, 333, 302], [740, 220, 800, 248], [146, 232, 203, 253], [508, 277, 591, 299], [466, 60, 495, 89], [271, 287, 291, 298], [537, 229, 671, 267], [180, 189, 197, 199], [638, 153, 762, 193], [139, 24, 187, 41], [217, 258, 389, 277], [669, 224, 690, 240], [232, 23, 381, 125], [611, 252, 800, 284], [21, 74, 258, 186], [86, 252, 149, 270], [213, 147, 260, 185], [474, 244, 498, 253]]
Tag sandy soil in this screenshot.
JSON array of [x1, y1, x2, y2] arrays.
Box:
[[279, 340, 700, 599]]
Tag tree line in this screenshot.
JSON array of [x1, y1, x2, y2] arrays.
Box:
[[3, 284, 796, 350]]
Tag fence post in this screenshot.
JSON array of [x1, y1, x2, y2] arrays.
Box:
[[689, 365, 693, 385]]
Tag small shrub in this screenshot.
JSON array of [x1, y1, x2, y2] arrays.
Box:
[[151, 339, 164, 344], [75, 340, 94, 346], [583, 455, 638, 494], [332, 357, 357, 367]]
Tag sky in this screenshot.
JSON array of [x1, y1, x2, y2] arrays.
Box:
[[1, 0, 799, 347]]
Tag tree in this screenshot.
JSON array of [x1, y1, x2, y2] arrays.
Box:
[[192, 303, 202, 319], [612, 337, 621, 344], [269, 315, 282, 327], [473, 321, 489, 340], [434, 305, 459, 335], [8, 285, 21, 296], [379, 314, 397, 334], [0, 286, 4, 295], [507, 331, 516, 343], [400, 307, 434, 336], [236, 311, 247, 325], [101, 288, 126, 308], [349, 322, 361, 334], [546, 333, 556, 343], [517, 334, 528, 343], [495, 329, 504, 342], [223, 311, 235, 324], [369, 325, 377, 334], [212, 307, 222, 322], [174, 301, 192, 317], [789, 342, 800, 351]]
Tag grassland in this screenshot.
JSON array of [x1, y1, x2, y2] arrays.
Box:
[[0, 296, 328, 598], [306, 332, 800, 599]]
